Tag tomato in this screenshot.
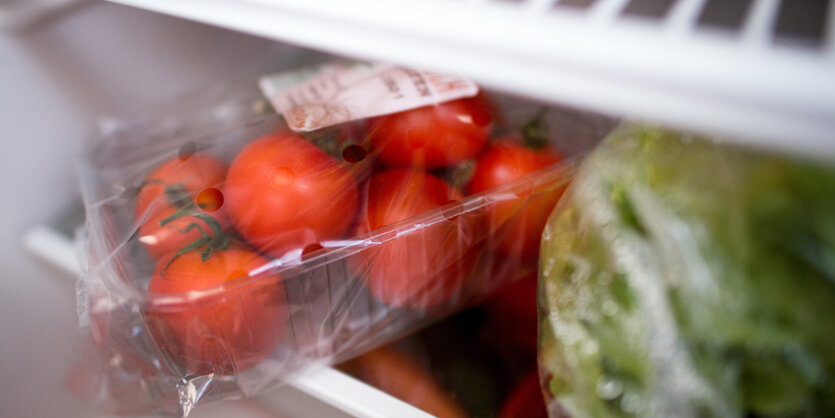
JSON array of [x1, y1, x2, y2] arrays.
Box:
[[499, 370, 548, 418], [146, 248, 286, 374], [466, 140, 564, 259], [224, 133, 360, 257], [485, 273, 538, 354], [135, 154, 229, 260], [367, 96, 492, 168], [354, 169, 480, 308], [341, 347, 467, 418]]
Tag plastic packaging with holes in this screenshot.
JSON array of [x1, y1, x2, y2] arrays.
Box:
[[73, 62, 614, 416]]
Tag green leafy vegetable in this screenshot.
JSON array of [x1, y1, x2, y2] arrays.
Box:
[[539, 126, 835, 417]]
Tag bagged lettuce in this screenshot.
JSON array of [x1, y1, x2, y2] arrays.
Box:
[[538, 126, 835, 417]]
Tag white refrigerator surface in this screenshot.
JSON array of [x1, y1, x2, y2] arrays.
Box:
[[0, 2, 350, 417]]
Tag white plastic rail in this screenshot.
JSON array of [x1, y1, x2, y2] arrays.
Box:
[[105, 0, 835, 159]]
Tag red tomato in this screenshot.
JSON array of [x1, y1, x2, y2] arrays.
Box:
[[146, 249, 286, 374], [500, 370, 548, 418], [367, 96, 492, 168], [135, 154, 229, 260], [354, 169, 480, 308], [485, 273, 538, 354], [224, 133, 360, 257], [467, 140, 564, 259]]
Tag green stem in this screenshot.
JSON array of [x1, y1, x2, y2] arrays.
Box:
[[159, 205, 196, 227], [159, 236, 212, 277], [181, 222, 211, 240], [156, 183, 234, 274]]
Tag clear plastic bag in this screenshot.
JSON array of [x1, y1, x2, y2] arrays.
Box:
[[74, 72, 612, 416], [538, 126, 835, 417]]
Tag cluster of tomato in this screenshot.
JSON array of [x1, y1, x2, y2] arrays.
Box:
[[129, 94, 565, 376]]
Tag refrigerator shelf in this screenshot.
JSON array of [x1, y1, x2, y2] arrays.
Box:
[[105, 0, 835, 158]]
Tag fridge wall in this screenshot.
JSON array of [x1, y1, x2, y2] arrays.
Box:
[[0, 3, 324, 417], [3, 1, 833, 417]]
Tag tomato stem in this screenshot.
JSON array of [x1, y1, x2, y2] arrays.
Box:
[[159, 235, 213, 276], [157, 183, 233, 276], [158, 205, 195, 227]]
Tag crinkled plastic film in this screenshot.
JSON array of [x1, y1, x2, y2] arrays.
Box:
[[74, 78, 613, 416], [538, 126, 835, 418]]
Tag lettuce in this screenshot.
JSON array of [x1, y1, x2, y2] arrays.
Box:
[[539, 126, 835, 417]]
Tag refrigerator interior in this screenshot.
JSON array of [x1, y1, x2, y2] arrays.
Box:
[[3, 0, 833, 417], [104, 0, 835, 159], [1, 3, 361, 418]]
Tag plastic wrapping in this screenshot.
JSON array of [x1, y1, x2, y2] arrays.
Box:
[[74, 71, 612, 416], [538, 126, 835, 417]]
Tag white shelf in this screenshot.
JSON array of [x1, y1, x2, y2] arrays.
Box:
[[105, 0, 835, 159], [288, 365, 433, 418]]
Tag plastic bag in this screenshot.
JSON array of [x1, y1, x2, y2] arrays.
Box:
[[74, 66, 612, 416], [538, 125, 835, 417]]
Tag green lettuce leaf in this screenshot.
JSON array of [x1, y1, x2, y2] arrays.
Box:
[[539, 126, 835, 418]]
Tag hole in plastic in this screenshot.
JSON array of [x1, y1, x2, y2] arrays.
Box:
[[342, 145, 367, 163], [302, 243, 324, 261], [197, 188, 224, 212]]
